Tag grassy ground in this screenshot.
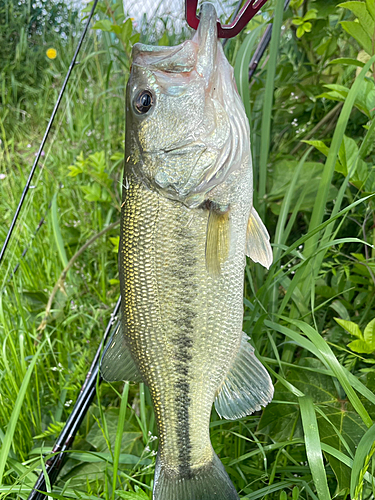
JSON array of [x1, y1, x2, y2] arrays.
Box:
[[1, 0, 375, 499]]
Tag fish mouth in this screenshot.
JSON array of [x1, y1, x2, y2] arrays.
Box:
[[161, 137, 202, 154], [132, 3, 218, 85]]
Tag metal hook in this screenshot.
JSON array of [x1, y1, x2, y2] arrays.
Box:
[[185, 0, 269, 38]]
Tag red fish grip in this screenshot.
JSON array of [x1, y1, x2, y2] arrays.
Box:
[[185, 0, 269, 38]]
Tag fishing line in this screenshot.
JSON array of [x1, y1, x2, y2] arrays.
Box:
[[0, 0, 100, 268]]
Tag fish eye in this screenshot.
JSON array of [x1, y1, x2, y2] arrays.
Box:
[[134, 90, 153, 114]]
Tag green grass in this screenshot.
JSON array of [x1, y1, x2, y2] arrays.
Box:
[[1, 0, 375, 499]]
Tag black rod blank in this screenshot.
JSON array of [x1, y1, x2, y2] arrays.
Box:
[[248, 0, 290, 79], [27, 296, 121, 500]]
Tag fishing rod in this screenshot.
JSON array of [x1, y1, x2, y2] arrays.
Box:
[[0, 0, 99, 267], [248, 0, 291, 80], [27, 296, 122, 500]]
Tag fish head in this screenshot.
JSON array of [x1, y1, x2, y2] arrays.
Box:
[[126, 2, 250, 208]]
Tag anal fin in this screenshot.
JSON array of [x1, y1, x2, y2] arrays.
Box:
[[246, 206, 273, 269], [205, 206, 230, 277], [100, 322, 143, 383], [214, 332, 274, 420]]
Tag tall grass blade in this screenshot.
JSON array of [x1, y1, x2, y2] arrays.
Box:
[[299, 396, 331, 500], [51, 192, 68, 270], [0, 341, 45, 484], [268, 319, 373, 427], [234, 24, 263, 122], [265, 320, 375, 405], [111, 382, 129, 499], [292, 319, 372, 428], [244, 480, 296, 499], [258, 0, 285, 212], [302, 55, 375, 267], [350, 424, 375, 498]]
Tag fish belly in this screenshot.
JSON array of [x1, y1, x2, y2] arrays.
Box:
[[119, 175, 247, 473]]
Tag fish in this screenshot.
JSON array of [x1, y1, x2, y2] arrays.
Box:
[[100, 3, 274, 499]]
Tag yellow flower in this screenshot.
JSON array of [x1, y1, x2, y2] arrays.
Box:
[[46, 48, 57, 59]]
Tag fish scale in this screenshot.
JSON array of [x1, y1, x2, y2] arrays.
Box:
[[120, 174, 245, 472]]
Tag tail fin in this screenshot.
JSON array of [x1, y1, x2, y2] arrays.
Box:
[[153, 452, 240, 500]]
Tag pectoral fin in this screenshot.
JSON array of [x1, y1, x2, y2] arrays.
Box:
[[214, 332, 274, 420], [205, 207, 230, 277], [100, 322, 143, 383], [246, 207, 273, 269]]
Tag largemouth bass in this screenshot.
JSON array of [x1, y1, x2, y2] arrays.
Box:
[[101, 3, 274, 499]]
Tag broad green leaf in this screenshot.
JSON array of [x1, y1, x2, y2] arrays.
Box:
[[303, 140, 330, 157], [296, 25, 305, 38], [348, 339, 374, 353], [328, 57, 366, 68], [120, 18, 133, 44], [366, 0, 375, 18], [110, 24, 122, 35], [67, 165, 83, 177], [338, 135, 358, 176], [339, 2, 375, 39], [340, 21, 373, 55], [334, 318, 363, 338], [303, 140, 343, 173], [323, 83, 349, 95], [92, 19, 113, 32], [110, 236, 120, 253], [363, 318, 375, 348], [81, 184, 102, 202], [292, 17, 304, 26], [88, 151, 106, 172], [130, 33, 140, 46], [303, 9, 317, 20], [319, 80, 375, 118]]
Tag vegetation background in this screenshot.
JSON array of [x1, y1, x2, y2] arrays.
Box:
[[0, 0, 374, 498]]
